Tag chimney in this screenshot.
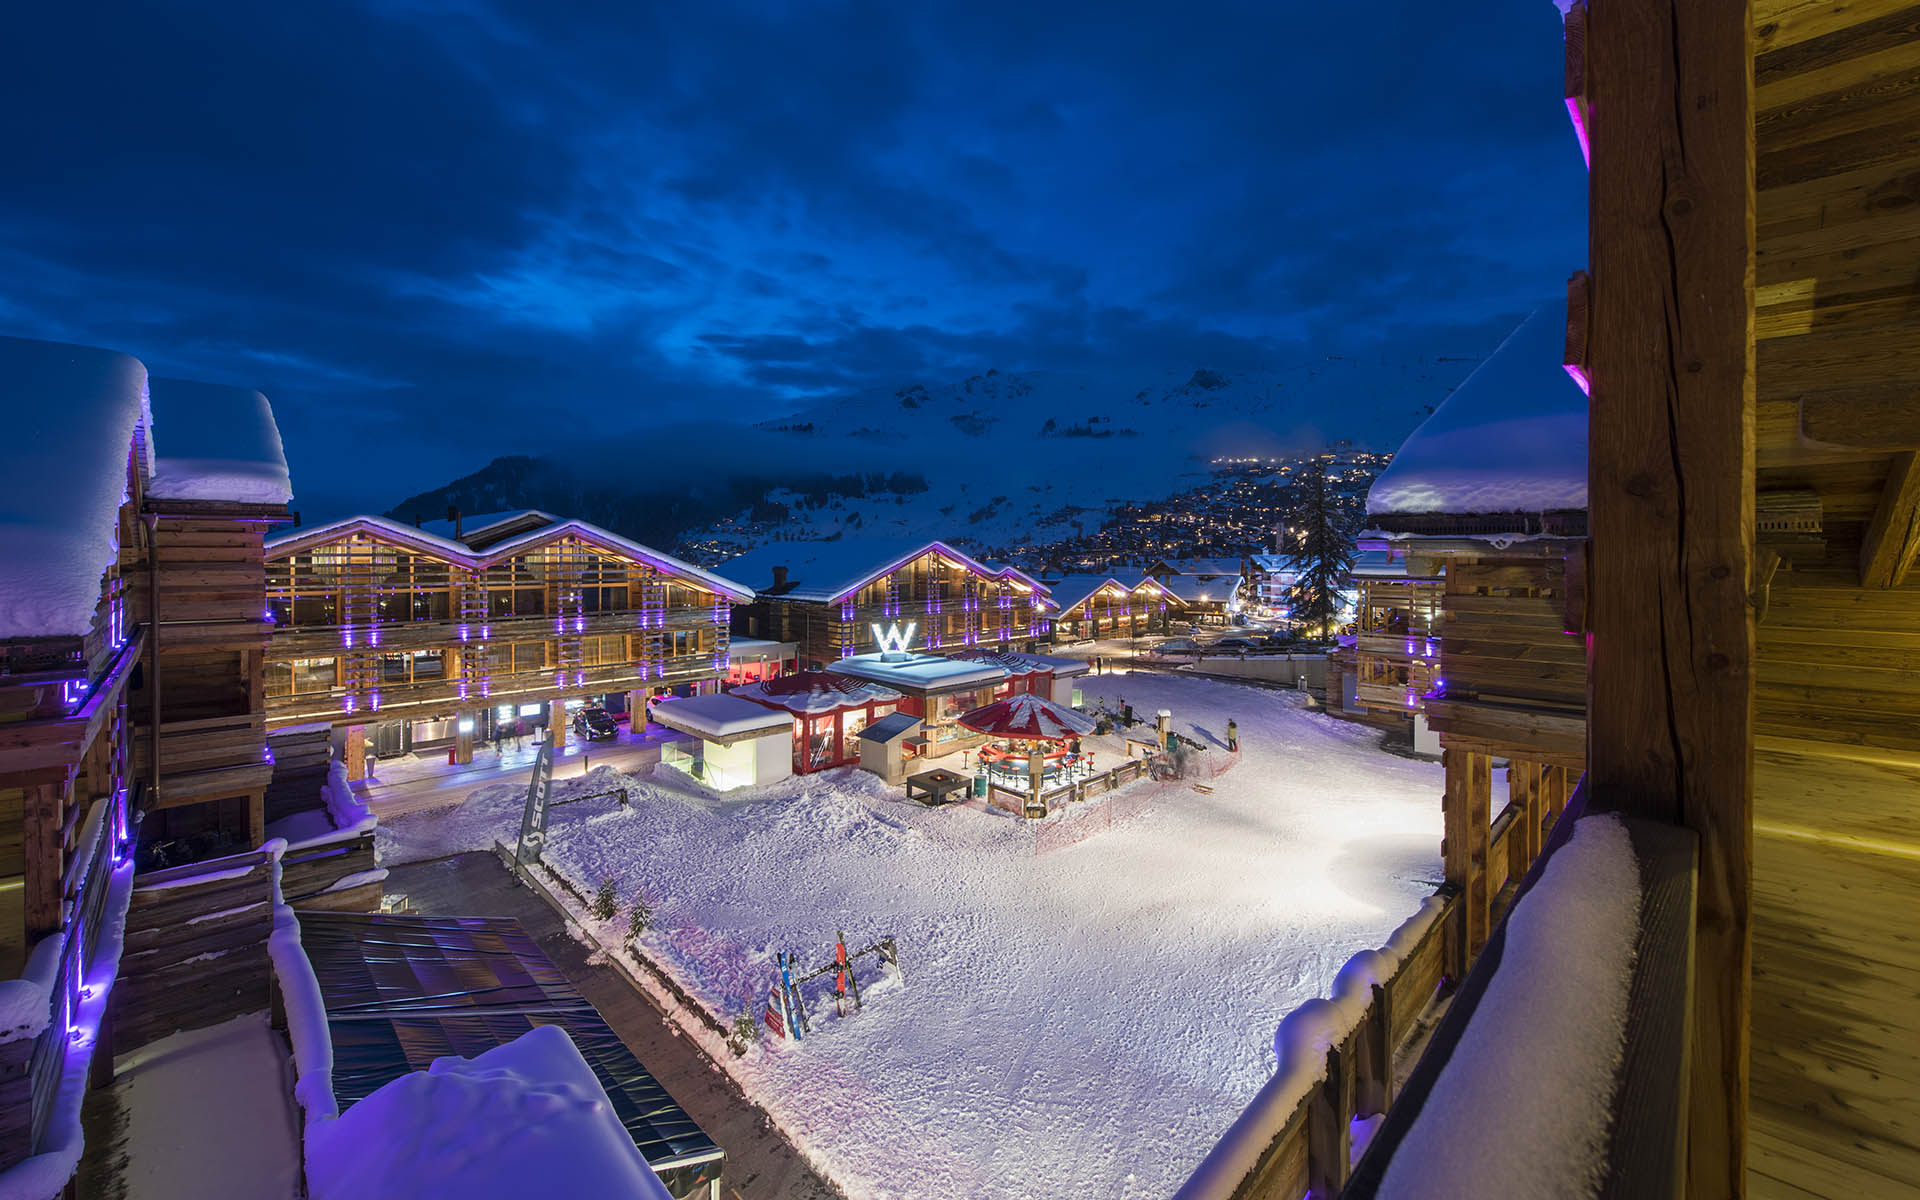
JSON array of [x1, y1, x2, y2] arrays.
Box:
[[772, 565, 789, 588], [446, 504, 462, 540]]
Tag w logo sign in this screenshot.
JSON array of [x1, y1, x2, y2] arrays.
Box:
[[871, 621, 918, 654]]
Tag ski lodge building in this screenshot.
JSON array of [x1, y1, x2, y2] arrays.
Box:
[[1044, 573, 1178, 642], [262, 511, 754, 775], [720, 538, 1055, 668]]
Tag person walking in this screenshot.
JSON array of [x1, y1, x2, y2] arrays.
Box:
[[1226, 719, 1239, 753]]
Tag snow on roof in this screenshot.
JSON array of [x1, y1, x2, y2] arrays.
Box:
[[648, 693, 793, 742], [1160, 575, 1230, 604], [1048, 574, 1169, 613], [305, 1024, 671, 1200], [719, 538, 1048, 604], [145, 377, 292, 505], [1349, 548, 1410, 578], [266, 515, 753, 601], [412, 509, 525, 541], [1160, 558, 1243, 578], [0, 335, 151, 641], [730, 670, 901, 716], [829, 652, 1007, 693], [1367, 301, 1587, 517], [950, 647, 1089, 678], [858, 711, 922, 742]]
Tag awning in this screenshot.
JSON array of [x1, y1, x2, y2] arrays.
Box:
[[958, 692, 1097, 741]]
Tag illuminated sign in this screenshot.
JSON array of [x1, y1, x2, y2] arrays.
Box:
[[871, 621, 918, 654]]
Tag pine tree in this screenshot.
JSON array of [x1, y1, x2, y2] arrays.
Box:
[[627, 890, 654, 941], [590, 876, 619, 922], [1285, 456, 1356, 636]]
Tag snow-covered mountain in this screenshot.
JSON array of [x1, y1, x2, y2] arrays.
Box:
[[385, 357, 1481, 563]]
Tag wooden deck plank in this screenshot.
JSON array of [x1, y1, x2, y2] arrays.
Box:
[[1752, 751, 1920, 1199]]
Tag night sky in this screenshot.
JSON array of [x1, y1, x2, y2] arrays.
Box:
[[1, 2, 1585, 519]]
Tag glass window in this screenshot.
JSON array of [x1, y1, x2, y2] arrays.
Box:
[[411, 650, 445, 678], [381, 653, 409, 682], [292, 657, 336, 693], [265, 660, 293, 698]]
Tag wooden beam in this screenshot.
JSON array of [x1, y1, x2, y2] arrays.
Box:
[[1859, 451, 1920, 587], [22, 780, 66, 942], [1588, 0, 1755, 1195], [1442, 747, 1492, 972], [1799, 386, 1920, 450]]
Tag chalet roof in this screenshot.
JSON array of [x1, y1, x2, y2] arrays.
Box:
[[1161, 575, 1233, 605], [411, 509, 527, 543], [0, 335, 152, 641], [950, 647, 1090, 678], [731, 669, 901, 716], [828, 651, 1007, 694], [1366, 300, 1587, 520], [648, 693, 791, 742], [1047, 573, 1175, 613], [719, 538, 1050, 604], [1158, 558, 1244, 578], [145, 377, 292, 506], [266, 514, 753, 601]]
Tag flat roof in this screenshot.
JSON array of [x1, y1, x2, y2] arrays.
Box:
[[648, 693, 793, 742], [728, 637, 796, 661], [829, 652, 1007, 694]]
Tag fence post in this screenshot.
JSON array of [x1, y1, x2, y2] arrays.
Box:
[[1306, 1041, 1355, 1198], [1358, 981, 1393, 1116]]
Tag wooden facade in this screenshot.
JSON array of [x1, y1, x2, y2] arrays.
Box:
[[731, 543, 1052, 669], [1048, 575, 1177, 643], [1349, 569, 1444, 717], [263, 518, 748, 769], [127, 498, 289, 861], [0, 411, 145, 1174]]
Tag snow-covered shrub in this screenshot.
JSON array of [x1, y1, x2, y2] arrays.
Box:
[[590, 876, 619, 922], [627, 891, 654, 941]]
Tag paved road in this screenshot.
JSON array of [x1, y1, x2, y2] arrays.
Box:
[[385, 852, 841, 1200], [357, 724, 675, 819]]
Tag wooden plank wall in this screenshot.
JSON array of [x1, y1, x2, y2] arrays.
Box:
[[110, 849, 277, 1054], [1441, 558, 1586, 713]]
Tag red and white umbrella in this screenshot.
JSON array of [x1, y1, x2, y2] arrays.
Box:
[[957, 692, 1096, 741]]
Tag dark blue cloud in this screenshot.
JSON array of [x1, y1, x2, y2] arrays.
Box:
[[0, 0, 1584, 518]]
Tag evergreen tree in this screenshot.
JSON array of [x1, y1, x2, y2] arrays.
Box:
[[1285, 456, 1356, 635], [590, 876, 619, 922]]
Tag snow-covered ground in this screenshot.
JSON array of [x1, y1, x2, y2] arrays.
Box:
[[95, 1011, 302, 1200], [378, 673, 1445, 1200]]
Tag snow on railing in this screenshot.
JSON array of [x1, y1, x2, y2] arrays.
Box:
[[1173, 891, 1451, 1200]]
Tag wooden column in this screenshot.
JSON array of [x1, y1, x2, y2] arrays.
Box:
[[22, 780, 66, 942], [1588, 0, 1755, 1193], [343, 725, 367, 782], [1541, 764, 1569, 839], [453, 713, 475, 765], [1441, 747, 1492, 972], [549, 701, 568, 749]]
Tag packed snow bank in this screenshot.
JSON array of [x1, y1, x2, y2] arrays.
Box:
[[0, 336, 150, 640], [145, 378, 291, 505], [267, 893, 337, 1128], [304, 1025, 671, 1200], [1367, 300, 1587, 517], [1174, 894, 1447, 1200], [0, 856, 137, 1200], [105, 1012, 301, 1200], [0, 936, 63, 1046], [382, 672, 1446, 1198], [1378, 814, 1640, 1200]]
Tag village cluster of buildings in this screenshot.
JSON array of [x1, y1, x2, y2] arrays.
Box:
[[986, 447, 1386, 574]]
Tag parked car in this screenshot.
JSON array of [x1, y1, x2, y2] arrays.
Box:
[[571, 705, 619, 741], [1211, 637, 1261, 652], [1148, 637, 1199, 655]]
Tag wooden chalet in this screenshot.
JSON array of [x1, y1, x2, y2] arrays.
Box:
[[1045, 573, 1178, 643], [1180, 2, 1920, 1197], [0, 338, 149, 1175], [1343, 549, 1445, 737], [1145, 558, 1245, 624], [721, 538, 1054, 669], [131, 378, 294, 861], [262, 514, 754, 776]]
